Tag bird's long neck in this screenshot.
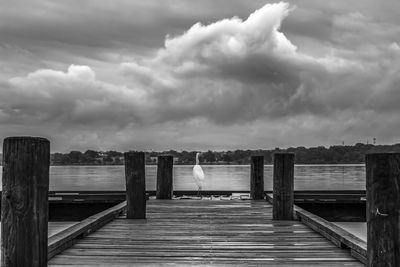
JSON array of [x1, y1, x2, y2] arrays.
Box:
[[196, 153, 199, 165]]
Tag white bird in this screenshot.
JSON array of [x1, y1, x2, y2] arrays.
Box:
[[193, 152, 205, 197]]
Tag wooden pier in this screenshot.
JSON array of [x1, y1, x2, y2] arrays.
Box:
[[48, 199, 362, 266], [5, 136, 400, 266]]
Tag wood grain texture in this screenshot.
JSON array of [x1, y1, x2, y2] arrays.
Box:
[[156, 156, 173, 199], [49, 200, 362, 266], [366, 153, 400, 267], [267, 193, 367, 264], [124, 152, 146, 219], [273, 152, 295, 220], [1, 136, 50, 267], [48, 201, 126, 259], [0, 221, 77, 263], [0, 222, 77, 239], [250, 155, 264, 200]]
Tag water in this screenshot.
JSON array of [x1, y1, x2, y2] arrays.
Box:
[[0, 164, 366, 191], [0, 164, 367, 241]]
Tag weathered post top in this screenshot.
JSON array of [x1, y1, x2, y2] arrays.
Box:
[[124, 151, 146, 219], [250, 155, 264, 200], [366, 152, 400, 267], [273, 152, 295, 220], [2, 136, 50, 267], [156, 155, 173, 199]]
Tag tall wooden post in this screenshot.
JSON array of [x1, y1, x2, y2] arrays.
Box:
[[366, 152, 400, 266], [250, 155, 264, 199], [124, 151, 146, 219], [2, 136, 50, 267], [156, 155, 173, 199], [273, 152, 294, 220]]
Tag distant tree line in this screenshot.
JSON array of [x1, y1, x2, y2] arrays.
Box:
[[1, 143, 399, 166], [50, 143, 400, 165]]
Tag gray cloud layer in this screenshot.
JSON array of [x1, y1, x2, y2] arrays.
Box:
[[0, 1, 400, 151]]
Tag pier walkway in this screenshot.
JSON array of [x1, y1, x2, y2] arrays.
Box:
[[48, 200, 362, 266]]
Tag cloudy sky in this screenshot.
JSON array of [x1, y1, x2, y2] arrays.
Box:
[[1, 0, 400, 152]]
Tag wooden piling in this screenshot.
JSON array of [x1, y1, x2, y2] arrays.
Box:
[[366, 152, 400, 266], [124, 151, 146, 219], [1, 136, 50, 267], [250, 155, 264, 199], [156, 155, 173, 199], [273, 152, 294, 220]]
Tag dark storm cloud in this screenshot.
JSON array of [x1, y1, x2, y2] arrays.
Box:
[[0, 0, 267, 62]]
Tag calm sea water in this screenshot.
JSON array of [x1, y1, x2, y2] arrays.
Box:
[[0, 164, 365, 191]]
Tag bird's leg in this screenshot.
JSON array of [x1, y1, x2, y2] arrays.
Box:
[[197, 187, 200, 197]]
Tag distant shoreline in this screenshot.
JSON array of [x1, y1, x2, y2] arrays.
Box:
[[47, 163, 366, 166], [1, 142, 399, 166]]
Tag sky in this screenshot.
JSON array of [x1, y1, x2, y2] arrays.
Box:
[[1, 0, 400, 152]]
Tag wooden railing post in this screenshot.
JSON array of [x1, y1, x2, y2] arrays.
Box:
[[156, 155, 173, 199], [1, 136, 50, 267], [250, 155, 264, 199], [366, 152, 400, 266], [124, 151, 146, 219], [273, 152, 294, 220]]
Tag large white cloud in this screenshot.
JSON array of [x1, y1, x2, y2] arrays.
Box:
[[120, 2, 319, 123], [120, 2, 400, 123]]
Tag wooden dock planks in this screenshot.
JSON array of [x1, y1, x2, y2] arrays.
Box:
[[0, 222, 78, 262], [49, 200, 363, 266], [0, 222, 77, 239]]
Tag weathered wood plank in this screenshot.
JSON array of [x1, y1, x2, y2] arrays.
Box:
[[267, 193, 367, 264], [273, 152, 295, 220], [0, 222, 77, 239], [2, 136, 50, 267], [49, 200, 362, 266], [156, 156, 173, 199], [366, 152, 400, 266], [250, 155, 264, 199], [124, 152, 146, 219], [48, 201, 126, 259]]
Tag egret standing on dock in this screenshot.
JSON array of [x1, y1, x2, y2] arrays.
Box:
[[193, 152, 205, 197]]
